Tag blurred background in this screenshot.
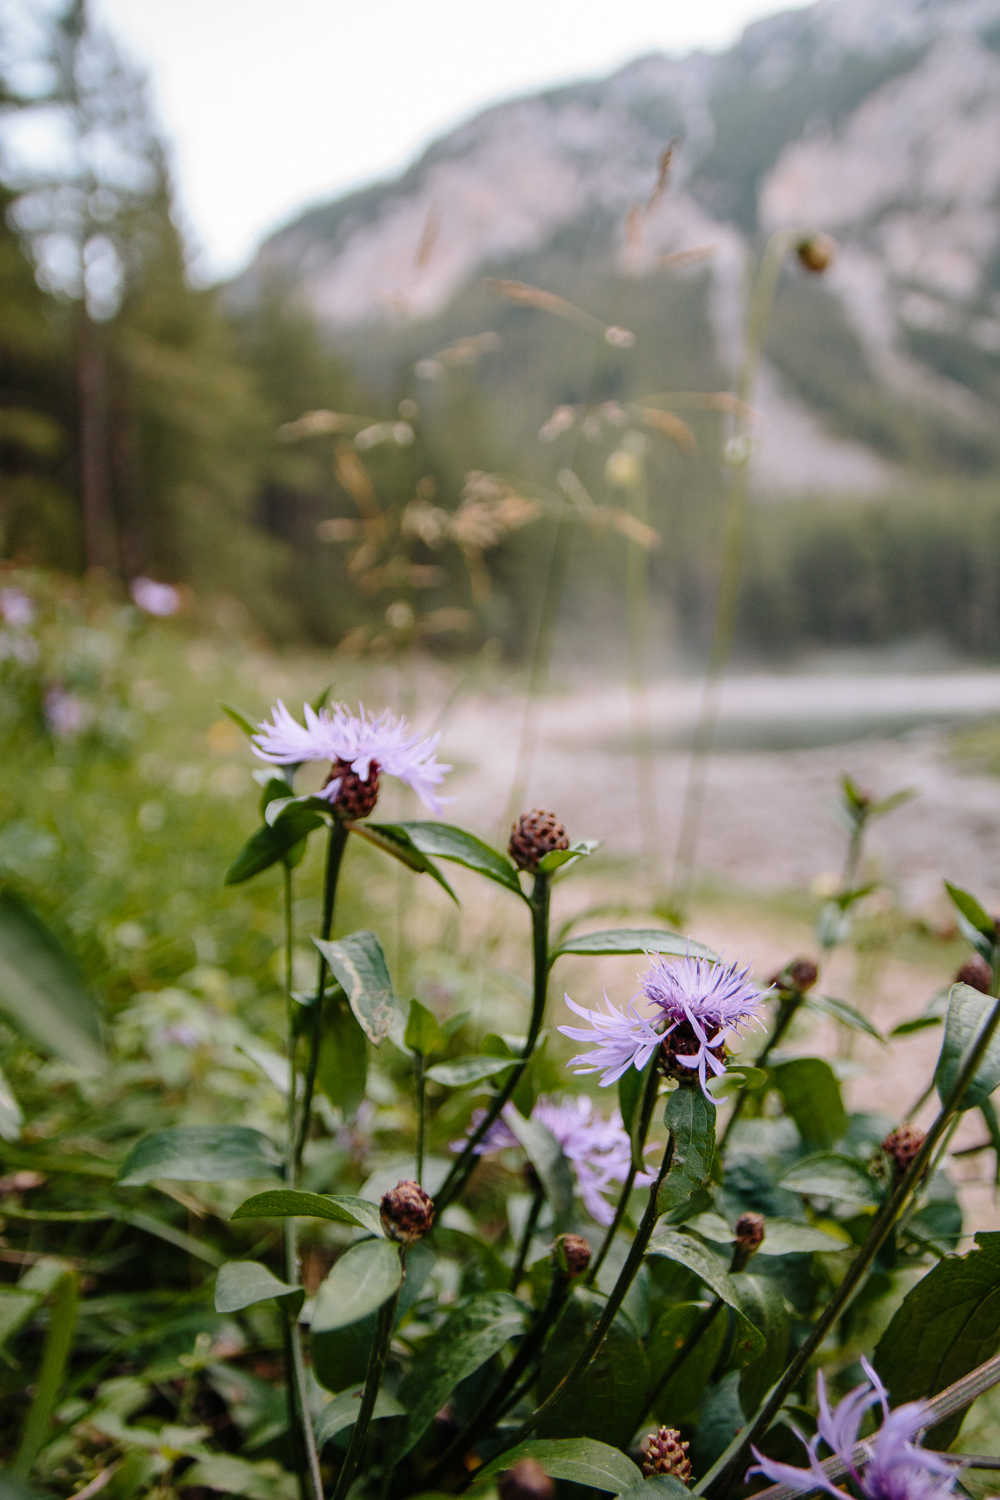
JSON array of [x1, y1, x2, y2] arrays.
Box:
[[4, 0, 1000, 916]]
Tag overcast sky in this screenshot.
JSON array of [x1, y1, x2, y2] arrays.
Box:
[[95, 0, 811, 281]]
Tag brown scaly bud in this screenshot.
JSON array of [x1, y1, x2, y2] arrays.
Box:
[[659, 1021, 726, 1085], [551, 1233, 592, 1278], [498, 1460, 555, 1500], [509, 809, 569, 872], [796, 233, 836, 274], [641, 1427, 692, 1485], [326, 757, 380, 820], [380, 1179, 434, 1244], [957, 955, 993, 995], [731, 1211, 765, 1271], [882, 1124, 926, 1180], [768, 957, 819, 993]]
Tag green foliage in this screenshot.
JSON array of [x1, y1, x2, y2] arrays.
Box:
[[536, 1291, 648, 1445], [935, 983, 1000, 1110], [118, 1125, 283, 1184]]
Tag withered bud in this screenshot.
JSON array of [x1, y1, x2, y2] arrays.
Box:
[[326, 757, 380, 821], [641, 1427, 692, 1485], [498, 1460, 555, 1500], [796, 233, 836, 274], [509, 809, 569, 872], [768, 957, 819, 993], [882, 1124, 926, 1179], [731, 1211, 765, 1271], [380, 1179, 434, 1244], [551, 1233, 592, 1278], [957, 955, 993, 995]]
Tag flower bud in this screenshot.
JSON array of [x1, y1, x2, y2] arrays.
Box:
[[731, 1211, 765, 1271], [641, 1427, 692, 1485], [796, 233, 836, 274], [380, 1179, 434, 1244], [768, 957, 819, 993], [957, 955, 993, 994], [882, 1124, 925, 1179], [327, 757, 380, 820], [498, 1460, 555, 1500], [509, 809, 569, 872], [551, 1233, 592, 1278]]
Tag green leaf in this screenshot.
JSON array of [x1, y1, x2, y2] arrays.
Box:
[[778, 1152, 880, 1205], [805, 994, 884, 1042], [503, 1106, 575, 1229], [945, 881, 997, 941], [982, 1098, 1000, 1186], [230, 1190, 383, 1236], [707, 1063, 767, 1097], [221, 703, 257, 738], [550, 929, 715, 965], [405, 999, 444, 1056], [538, 838, 600, 873], [317, 999, 367, 1117], [731, 1273, 789, 1412], [315, 932, 409, 1050], [935, 983, 1000, 1111], [399, 1291, 528, 1452], [771, 1058, 848, 1150], [425, 1055, 517, 1087], [645, 1231, 765, 1369], [349, 823, 457, 903], [314, 1387, 406, 1448], [179, 1455, 295, 1500], [0, 891, 104, 1071], [874, 1231, 1000, 1447], [214, 1261, 303, 1316], [311, 1244, 432, 1395], [0, 1065, 22, 1143], [309, 1239, 402, 1331], [118, 1126, 282, 1185], [658, 1088, 717, 1218], [225, 807, 324, 884], [474, 1438, 641, 1493], [620, 1053, 656, 1170], [891, 1015, 943, 1037], [616, 1478, 693, 1500], [646, 1300, 728, 1424], [754, 1218, 849, 1255], [392, 821, 524, 897], [536, 1288, 649, 1446]]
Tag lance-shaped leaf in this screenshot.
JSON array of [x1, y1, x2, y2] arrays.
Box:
[[0, 1064, 23, 1143], [314, 1387, 406, 1448], [874, 1231, 1000, 1447], [315, 931, 408, 1049], [616, 1478, 693, 1500], [405, 999, 443, 1056], [550, 929, 715, 965], [349, 823, 457, 903], [474, 1438, 642, 1494], [647, 1300, 728, 1425], [230, 1190, 383, 1236], [310, 1239, 402, 1331], [778, 1153, 880, 1206], [221, 703, 257, 738], [318, 999, 367, 1116], [731, 1273, 790, 1413], [398, 1291, 528, 1453], [118, 1126, 282, 1185], [225, 804, 324, 885], [425, 1054, 517, 1087], [804, 993, 884, 1043], [935, 983, 1000, 1111], [391, 821, 525, 897], [771, 1058, 848, 1150], [658, 1088, 717, 1217], [536, 1288, 649, 1446], [504, 1105, 575, 1229], [538, 838, 600, 873], [645, 1231, 765, 1369], [0, 892, 104, 1071], [214, 1261, 303, 1316], [753, 1218, 849, 1255], [945, 881, 997, 942]]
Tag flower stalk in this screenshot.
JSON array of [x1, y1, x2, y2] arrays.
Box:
[[587, 1056, 660, 1284], [295, 817, 349, 1174], [332, 1272, 404, 1500]]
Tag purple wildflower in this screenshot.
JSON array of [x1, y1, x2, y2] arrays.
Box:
[[454, 1095, 649, 1226], [747, 1358, 958, 1500], [45, 688, 91, 739], [0, 588, 35, 628], [130, 577, 181, 617], [251, 700, 451, 814], [560, 953, 765, 1096]]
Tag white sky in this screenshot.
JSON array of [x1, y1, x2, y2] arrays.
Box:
[[95, 0, 812, 281]]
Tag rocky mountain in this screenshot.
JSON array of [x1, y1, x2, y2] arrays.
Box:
[[243, 0, 1000, 494]]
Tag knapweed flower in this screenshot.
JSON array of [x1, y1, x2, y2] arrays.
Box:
[[747, 1358, 957, 1500], [251, 700, 450, 816], [44, 688, 91, 739], [455, 1095, 645, 1226], [0, 588, 35, 628], [560, 953, 766, 1096], [130, 577, 182, 617]]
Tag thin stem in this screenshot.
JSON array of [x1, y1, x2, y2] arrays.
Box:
[[700, 987, 1000, 1498], [414, 1052, 426, 1188], [332, 1276, 403, 1500], [719, 990, 803, 1152], [510, 1179, 546, 1291], [587, 1059, 660, 1284], [435, 872, 551, 1215], [295, 818, 349, 1173], [14, 1268, 79, 1475]]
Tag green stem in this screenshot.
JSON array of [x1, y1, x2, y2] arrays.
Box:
[[332, 1275, 403, 1500], [14, 1268, 79, 1475], [295, 818, 349, 1174], [719, 990, 803, 1152], [700, 986, 1000, 1498], [414, 1052, 426, 1188], [510, 1178, 546, 1291], [587, 1059, 660, 1285], [435, 872, 551, 1215]]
